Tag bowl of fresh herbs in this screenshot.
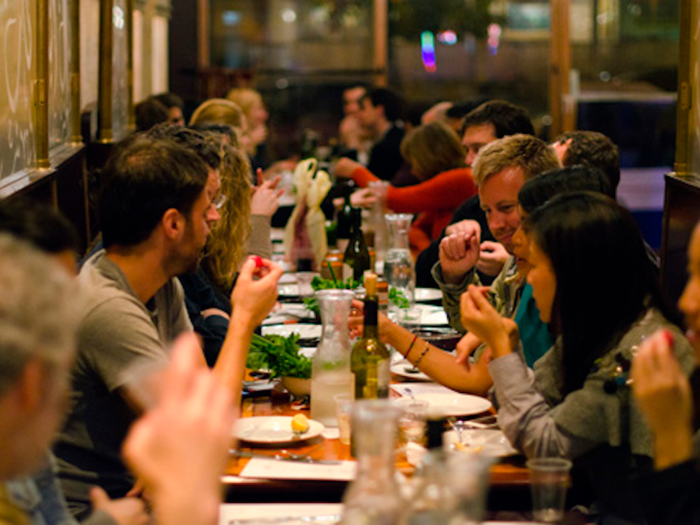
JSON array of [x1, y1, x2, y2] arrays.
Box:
[[246, 333, 312, 397]]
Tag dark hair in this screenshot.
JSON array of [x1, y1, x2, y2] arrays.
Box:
[[524, 192, 674, 394], [153, 92, 184, 110], [461, 100, 534, 138], [135, 97, 169, 132], [97, 135, 209, 248], [363, 88, 406, 122], [147, 124, 221, 170], [518, 165, 613, 214], [446, 97, 490, 121], [556, 131, 620, 197], [0, 198, 79, 254]]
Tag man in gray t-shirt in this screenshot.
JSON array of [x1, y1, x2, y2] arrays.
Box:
[[54, 132, 282, 519]]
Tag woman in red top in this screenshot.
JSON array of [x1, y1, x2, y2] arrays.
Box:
[[335, 121, 476, 257]]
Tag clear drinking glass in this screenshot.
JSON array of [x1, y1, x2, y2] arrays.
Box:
[[341, 400, 405, 525], [384, 214, 415, 309], [310, 290, 355, 427], [527, 457, 572, 522]]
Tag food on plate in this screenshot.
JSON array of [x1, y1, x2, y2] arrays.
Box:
[[291, 414, 310, 434]]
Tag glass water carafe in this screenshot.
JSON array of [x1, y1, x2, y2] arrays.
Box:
[[341, 400, 405, 524], [310, 290, 355, 426], [384, 214, 416, 308]]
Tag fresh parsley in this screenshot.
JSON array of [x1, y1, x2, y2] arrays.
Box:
[[246, 333, 312, 379]]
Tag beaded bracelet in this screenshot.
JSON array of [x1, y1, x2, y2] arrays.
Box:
[[404, 334, 419, 359], [414, 343, 431, 366]]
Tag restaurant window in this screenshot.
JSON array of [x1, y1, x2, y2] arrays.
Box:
[[0, 1, 37, 180], [49, 0, 74, 153]]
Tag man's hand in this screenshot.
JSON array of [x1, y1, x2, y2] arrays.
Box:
[[230, 257, 283, 329], [445, 219, 481, 237], [251, 170, 284, 217], [631, 330, 694, 470], [439, 229, 481, 285], [476, 241, 509, 277], [334, 157, 363, 179], [90, 487, 149, 525]]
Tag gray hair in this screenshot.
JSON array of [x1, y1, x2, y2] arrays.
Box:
[[0, 235, 81, 396]]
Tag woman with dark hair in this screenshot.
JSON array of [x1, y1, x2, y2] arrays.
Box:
[[459, 192, 695, 523]]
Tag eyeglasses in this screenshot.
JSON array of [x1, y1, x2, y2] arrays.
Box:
[[212, 193, 227, 210]]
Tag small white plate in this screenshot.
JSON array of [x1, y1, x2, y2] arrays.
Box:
[[278, 284, 300, 297], [397, 305, 449, 326], [400, 392, 492, 417], [278, 273, 298, 284], [414, 288, 442, 302], [234, 416, 324, 444], [390, 361, 432, 382], [446, 429, 519, 457], [261, 324, 322, 340]]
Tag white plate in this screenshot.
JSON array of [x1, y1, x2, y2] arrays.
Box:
[[397, 305, 449, 326], [278, 273, 298, 284], [399, 392, 492, 417], [261, 324, 322, 340], [278, 284, 300, 297], [234, 416, 324, 444], [446, 429, 519, 457], [390, 361, 432, 382], [414, 288, 442, 302]]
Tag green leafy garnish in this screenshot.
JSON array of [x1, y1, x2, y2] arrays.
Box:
[[303, 276, 362, 315], [389, 287, 410, 309], [246, 333, 311, 379]]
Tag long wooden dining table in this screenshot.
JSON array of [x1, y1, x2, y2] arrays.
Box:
[[222, 378, 532, 511]]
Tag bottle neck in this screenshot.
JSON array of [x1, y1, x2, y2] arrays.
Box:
[[364, 299, 379, 338]]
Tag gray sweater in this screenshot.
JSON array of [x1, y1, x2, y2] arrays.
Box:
[[489, 308, 696, 522]]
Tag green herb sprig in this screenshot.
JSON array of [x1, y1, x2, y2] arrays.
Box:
[[302, 276, 362, 315], [246, 333, 311, 379]]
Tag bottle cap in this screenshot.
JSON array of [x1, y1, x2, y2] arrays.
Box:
[[364, 272, 377, 296]]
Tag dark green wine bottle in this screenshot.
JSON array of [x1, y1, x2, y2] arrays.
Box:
[[343, 208, 370, 282], [351, 273, 390, 399]]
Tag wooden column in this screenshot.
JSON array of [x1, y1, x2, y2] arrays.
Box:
[[98, 0, 115, 143], [198, 0, 210, 69], [548, 0, 572, 137], [372, 0, 388, 87], [36, 0, 50, 168], [70, 0, 82, 144], [126, 0, 136, 130], [674, 0, 694, 174]]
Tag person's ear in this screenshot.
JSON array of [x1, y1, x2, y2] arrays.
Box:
[[16, 359, 48, 412], [162, 208, 186, 240]]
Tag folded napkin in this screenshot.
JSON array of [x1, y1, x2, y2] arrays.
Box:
[[284, 159, 331, 270]]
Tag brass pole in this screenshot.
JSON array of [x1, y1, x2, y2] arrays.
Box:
[[126, 0, 135, 130], [98, 0, 115, 143], [198, 0, 210, 69], [548, 0, 572, 138], [372, 0, 388, 87], [674, 0, 693, 174], [70, 0, 83, 144], [36, 0, 50, 168]]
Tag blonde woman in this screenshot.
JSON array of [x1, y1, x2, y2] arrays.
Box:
[[179, 137, 278, 365], [226, 88, 296, 179], [190, 98, 251, 154]]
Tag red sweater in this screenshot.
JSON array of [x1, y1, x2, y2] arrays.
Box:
[[351, 166, 476, 256]]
